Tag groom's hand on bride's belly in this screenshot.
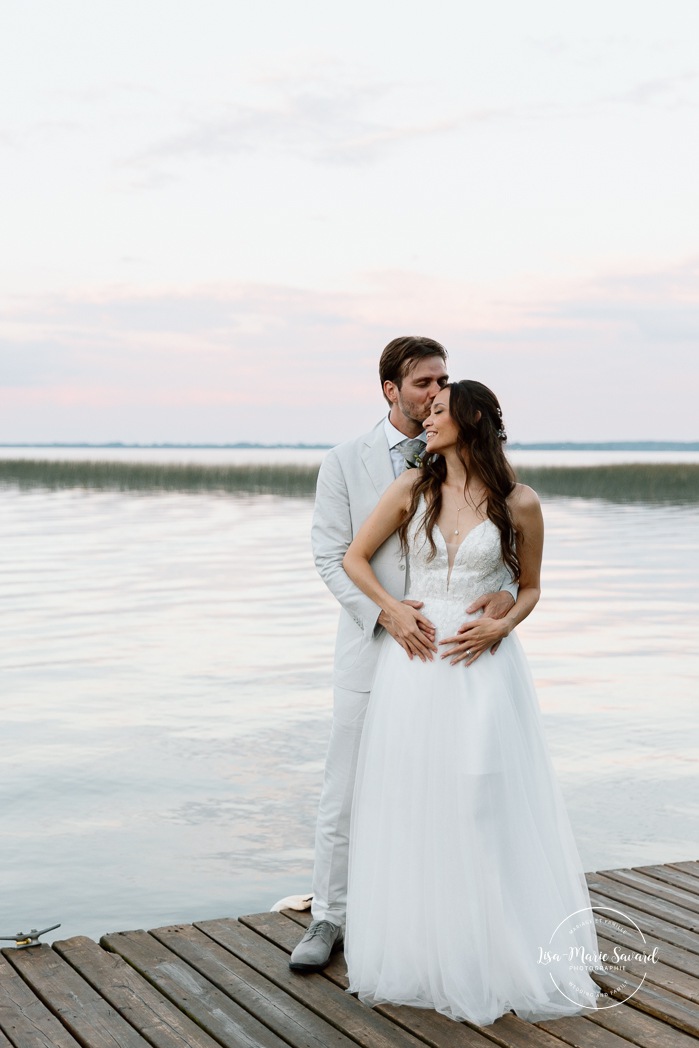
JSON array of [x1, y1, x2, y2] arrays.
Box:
[[467, 590, 515, 621]]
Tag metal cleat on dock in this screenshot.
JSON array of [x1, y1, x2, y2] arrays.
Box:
[[0, 924, 61, 948]]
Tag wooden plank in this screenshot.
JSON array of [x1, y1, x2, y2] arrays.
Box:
[[0, 952, 81, 1048], [480, 1013, 633, 1048], [244, 909, 586, 1048], [667, 862, 699, 881], [599, 870, 699, 917], [101, 929, 287, 1048], [591, 966, 699, 1038], [54, 935, 222, 1048], [198, 914, 450, 1048], [536, 1013, 652, 1048], [586, 1001, 699, 1048], [150, 922, 356, 1048], [3, 944, 150, 1048], [589, 890, 699, 958], [593, 913, 699, 980], [0, 1026, 19, 1048], [596, 933, 699, 1006], [634, 865, 699, 898], [586, 875, 699, 934]]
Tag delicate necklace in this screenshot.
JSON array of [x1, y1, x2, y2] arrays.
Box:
[[452, 496, 468, 536], [451, 488, 486, 535]]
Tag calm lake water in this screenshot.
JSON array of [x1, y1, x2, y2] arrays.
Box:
[[0, 449, 697, 945]]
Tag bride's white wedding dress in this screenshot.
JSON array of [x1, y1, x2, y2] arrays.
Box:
[[345, 508, 599, 1025]]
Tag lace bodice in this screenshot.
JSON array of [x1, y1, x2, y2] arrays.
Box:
[[405, 506, 511, 606]]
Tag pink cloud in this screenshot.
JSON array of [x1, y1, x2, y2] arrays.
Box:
[[1, 261, 697, 442]]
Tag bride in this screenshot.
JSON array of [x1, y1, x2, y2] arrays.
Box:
[[342, 380, 599, 1025]]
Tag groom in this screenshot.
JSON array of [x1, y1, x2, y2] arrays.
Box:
[[290, 335, 516, 971]]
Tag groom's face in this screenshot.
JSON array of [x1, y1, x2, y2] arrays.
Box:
[[385, 355, 449, 432]]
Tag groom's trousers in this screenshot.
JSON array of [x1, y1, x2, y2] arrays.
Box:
[[311, 685, 370, 927]]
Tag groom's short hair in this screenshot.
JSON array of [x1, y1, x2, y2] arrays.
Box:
[[379, 336, 448, 403]]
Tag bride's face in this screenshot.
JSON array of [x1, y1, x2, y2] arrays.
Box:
[[424, 389, 458, 453]]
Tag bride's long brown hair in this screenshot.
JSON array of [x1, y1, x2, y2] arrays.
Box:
[[397, 380, 520, 580]]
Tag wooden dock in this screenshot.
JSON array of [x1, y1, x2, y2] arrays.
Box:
[[1, 860, 698, 1048]]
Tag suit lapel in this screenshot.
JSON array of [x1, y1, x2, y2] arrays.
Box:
[[361, 421, 395, 497]]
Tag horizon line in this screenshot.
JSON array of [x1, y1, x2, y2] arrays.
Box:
[[1, 441, 698, 451]]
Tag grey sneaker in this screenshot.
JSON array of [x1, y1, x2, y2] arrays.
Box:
[[288, 919, 343, 972]]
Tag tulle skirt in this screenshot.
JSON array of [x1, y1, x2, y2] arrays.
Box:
[[345, 597, 599, 1025]]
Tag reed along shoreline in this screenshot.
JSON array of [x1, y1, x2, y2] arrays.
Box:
[[0, 459, 698, 504]]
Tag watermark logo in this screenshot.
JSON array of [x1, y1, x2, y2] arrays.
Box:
[[538, 905, 659, 1010]]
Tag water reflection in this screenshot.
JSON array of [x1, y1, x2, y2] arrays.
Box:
[[0, 488, 696, 943]]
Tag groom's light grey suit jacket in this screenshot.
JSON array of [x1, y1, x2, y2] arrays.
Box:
[[312, 420, 405, 693]]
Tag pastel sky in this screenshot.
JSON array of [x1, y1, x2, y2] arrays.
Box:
[[1, 0, 697, 444]]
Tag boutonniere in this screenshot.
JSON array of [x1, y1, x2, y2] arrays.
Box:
[[405, 446, 428, 469]]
